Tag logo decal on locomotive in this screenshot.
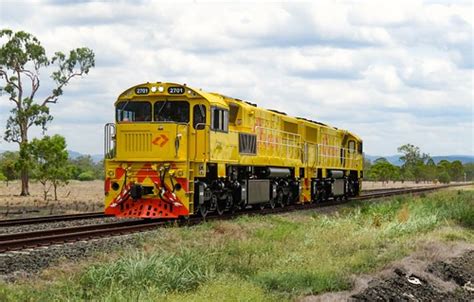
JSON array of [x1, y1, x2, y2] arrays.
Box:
[[152, 134, 169, 147]]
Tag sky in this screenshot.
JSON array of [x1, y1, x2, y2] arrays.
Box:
[[0, 0, 472, 156]]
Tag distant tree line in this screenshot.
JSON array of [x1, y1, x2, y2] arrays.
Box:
[[0, 146, 103, 183], [364, 144, 473, 184]]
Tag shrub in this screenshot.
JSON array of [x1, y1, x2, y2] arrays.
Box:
[[254, 270, 350, 295], [77, 171, 95, 181], [438, 171, 451, 184]]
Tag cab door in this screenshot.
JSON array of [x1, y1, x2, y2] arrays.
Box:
[[209, 106, 238, 163], [191, 103, 208, 162]]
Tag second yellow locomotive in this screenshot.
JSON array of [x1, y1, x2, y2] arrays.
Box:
[[104, 82, 363, 219]]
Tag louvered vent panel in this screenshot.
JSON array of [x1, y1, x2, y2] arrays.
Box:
[[124, 132, 152, 153]]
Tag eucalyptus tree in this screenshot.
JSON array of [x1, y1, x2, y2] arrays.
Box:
[[0, 29, 94, 195]]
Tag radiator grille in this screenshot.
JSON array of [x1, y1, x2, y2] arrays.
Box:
[[124, 132, 152, 153], [239, 133, 257, 154]]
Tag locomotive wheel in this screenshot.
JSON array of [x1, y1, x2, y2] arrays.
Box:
[[319, 189, 328, 202], [216, 195, 226, 216], [285, 193, 293, 206], [269, 197, 276, 209], [199, 201, 208, 218], [228, 194, 237, 214], [276, 191, 285, 208]]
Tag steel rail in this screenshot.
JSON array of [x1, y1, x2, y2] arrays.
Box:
[[0, 183, 471, 253], [0, 212, 107, 227], [0, 219, 169, 252]]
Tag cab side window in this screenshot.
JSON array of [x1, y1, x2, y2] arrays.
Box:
[[348, 140, 355, 153], [211, 107, 228, 132], [193, 104, 206, 129]]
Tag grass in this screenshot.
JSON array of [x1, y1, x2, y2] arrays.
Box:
[[1, 188, 473, 301]]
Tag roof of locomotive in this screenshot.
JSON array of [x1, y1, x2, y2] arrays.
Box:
[[116, 82, 229, 108]]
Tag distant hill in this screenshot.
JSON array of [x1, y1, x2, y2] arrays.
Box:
[[365, 154, 474, 166], [431, 155, 474, 164], [365, 154, 403, 166], [67, 150, 103, 163]]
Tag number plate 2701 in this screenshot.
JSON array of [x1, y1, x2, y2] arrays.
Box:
[[168, 87, 185, 94]]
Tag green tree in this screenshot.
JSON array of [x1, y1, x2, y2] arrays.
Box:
[[95, 159, 105, 180], [438, 171, 451, 184], [464, 163, 474, 181], [437, 160, 451, 181], [437, 160, 451, 171], [421, 157, 437, 183], [69, 155, 103, 180], [363, 157, 372, 180], [0, 29, 94, 196], [78, 171, 95, 181], [400, 167, 414, 183], [0, 151, 19, 185], [397, 144, 429, 183], [368, 158, 398, 183], [29, 135, 71, 201], [449, 160, 464, 181]]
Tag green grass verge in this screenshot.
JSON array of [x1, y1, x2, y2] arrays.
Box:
[[1, 189, 473, 301]]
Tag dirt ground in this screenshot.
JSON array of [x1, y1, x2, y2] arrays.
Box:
[[303, 241, 474, 301], [0, 180, 104, 218], [362, 181, 458, 190]]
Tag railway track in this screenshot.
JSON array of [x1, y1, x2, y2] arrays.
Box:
[[0, 212, 107, 227], [0, 183, 471, 253]]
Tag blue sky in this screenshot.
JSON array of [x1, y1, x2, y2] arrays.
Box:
[[0, 0, 472, 156]]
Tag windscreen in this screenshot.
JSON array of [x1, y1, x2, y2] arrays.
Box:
[[154, 101, 189, 123], [116, 101, 151, 122]]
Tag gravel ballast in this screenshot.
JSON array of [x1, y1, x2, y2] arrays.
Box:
[[0, 232, 146, 282], [0, 217, 139, 235]]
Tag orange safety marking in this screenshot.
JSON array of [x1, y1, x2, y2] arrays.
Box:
[[107, 163, 189, 218], [104, 177, 111, 193], [152, 134, 169, 147], [115, 167, 126, 179], [175, 177, 189, 191], [105, 197, 189, 219]]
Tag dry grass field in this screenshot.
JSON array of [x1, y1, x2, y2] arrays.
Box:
[[0, 180, 104, 217]]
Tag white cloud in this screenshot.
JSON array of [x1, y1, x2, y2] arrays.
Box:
[[0, 0, 472, 156]]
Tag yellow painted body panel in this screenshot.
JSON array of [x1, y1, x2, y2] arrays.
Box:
[[115, 123, 189, 162], [210, 130, 239, 163]]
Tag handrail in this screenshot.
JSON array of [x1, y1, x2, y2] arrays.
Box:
[[104, 123, 116, 159]]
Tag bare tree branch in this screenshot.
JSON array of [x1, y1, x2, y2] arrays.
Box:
[[41, 71, 82, 106]]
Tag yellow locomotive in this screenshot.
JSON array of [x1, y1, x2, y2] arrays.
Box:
[[104, 82, 363, 219]]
